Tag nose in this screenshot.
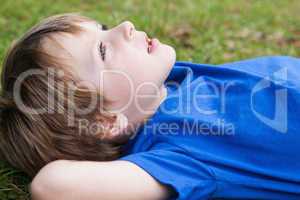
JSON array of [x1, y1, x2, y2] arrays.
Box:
[[117, 21, 135, 41]]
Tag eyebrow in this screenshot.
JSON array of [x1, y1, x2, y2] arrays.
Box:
[[102, 24, 108, 30]]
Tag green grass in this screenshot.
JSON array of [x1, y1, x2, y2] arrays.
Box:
[[0, 0, 299, 199]]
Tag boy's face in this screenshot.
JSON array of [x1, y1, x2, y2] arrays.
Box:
[[59, 20, 176, 112]]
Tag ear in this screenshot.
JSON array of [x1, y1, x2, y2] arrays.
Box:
[[105, 112, 129, 140]]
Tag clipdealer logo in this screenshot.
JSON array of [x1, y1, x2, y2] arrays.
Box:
[[250, 67, 288, 133]]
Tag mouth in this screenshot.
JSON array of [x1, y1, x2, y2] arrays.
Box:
[[146, 36, 159, 54], [146, 37, 152, 54]]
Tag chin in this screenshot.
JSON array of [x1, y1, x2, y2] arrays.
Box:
[[169, 45, 176, 65], [157, 45, 176, 86], [161, 44, 176, 68]]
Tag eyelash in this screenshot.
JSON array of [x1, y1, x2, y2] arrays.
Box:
[[98, 42, 106, 61]]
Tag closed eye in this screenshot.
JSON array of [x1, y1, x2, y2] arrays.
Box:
[[95, 22, 108, 61], [98, 42, 106, 61]]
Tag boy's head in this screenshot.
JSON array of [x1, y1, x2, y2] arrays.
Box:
[[0, 13, 175, 177], [57, 17, 175, 116]]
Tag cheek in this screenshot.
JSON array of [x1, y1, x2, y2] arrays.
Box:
[[104, 44, 175, 100], [101, 71, 134, 102]]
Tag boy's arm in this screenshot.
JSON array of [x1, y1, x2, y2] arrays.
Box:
[[30, 160, 172, 200]]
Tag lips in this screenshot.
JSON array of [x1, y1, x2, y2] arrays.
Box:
[[146, 37, 159, 54], [146, 37, 152, 53]]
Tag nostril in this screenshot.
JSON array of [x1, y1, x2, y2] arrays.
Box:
[[127, 25, 135, 40], [129, 27, 134, 36]]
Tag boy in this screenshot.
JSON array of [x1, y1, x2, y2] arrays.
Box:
[[1, 13, 300, 199]]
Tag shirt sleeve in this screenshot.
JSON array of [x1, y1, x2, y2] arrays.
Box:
[[118, 146, 217, 200]]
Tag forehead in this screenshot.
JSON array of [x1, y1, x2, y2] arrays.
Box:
[[41, 20, 101, 81], [58, 21, 98, 57], [44, 21, 98, 64]]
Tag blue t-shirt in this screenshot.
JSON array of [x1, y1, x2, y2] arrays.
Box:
[[118, 56, 300, 200]]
